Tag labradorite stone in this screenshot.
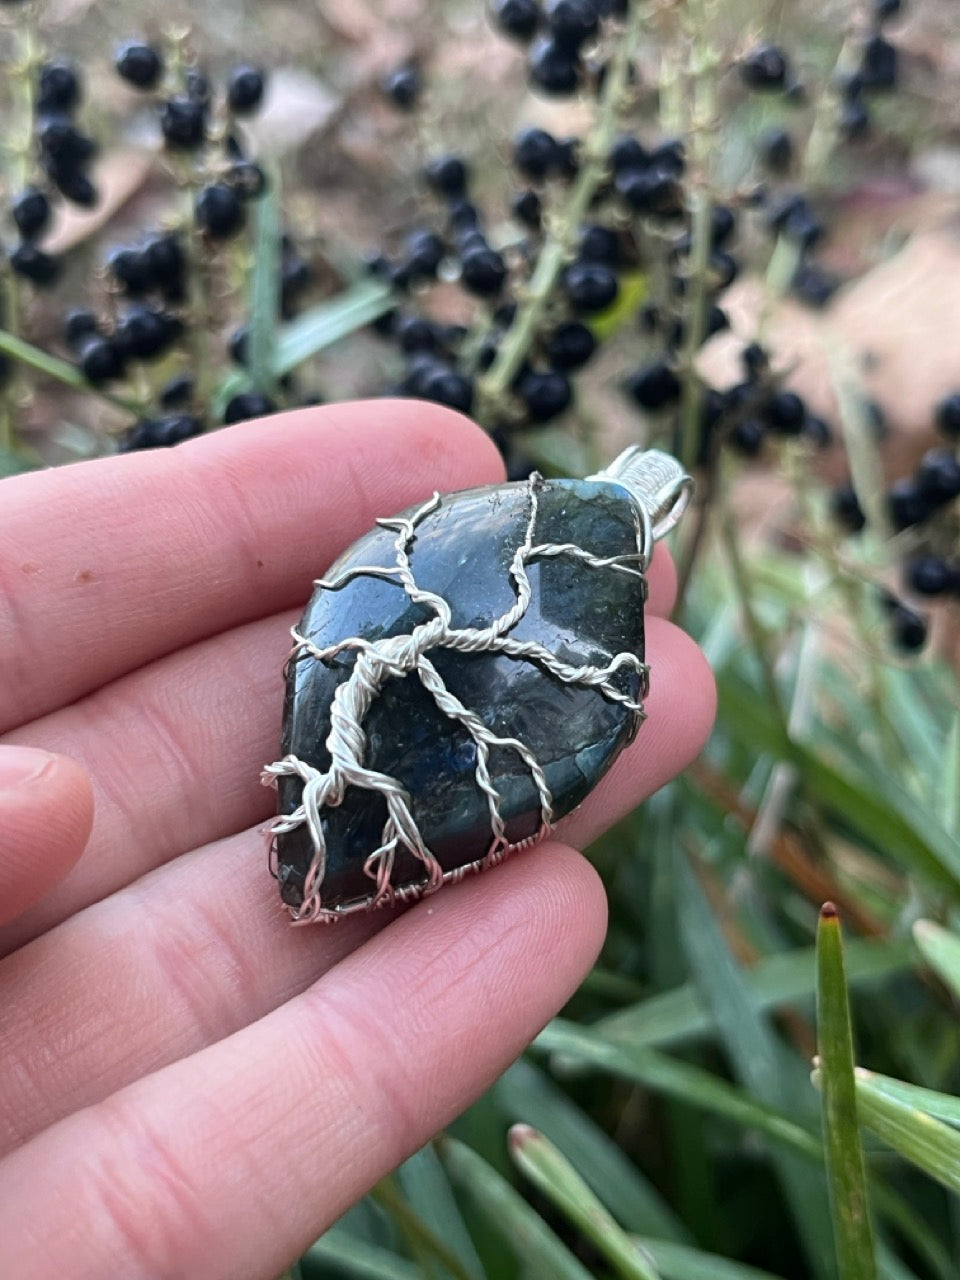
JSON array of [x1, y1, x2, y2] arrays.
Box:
[[276, 477, 645, 911]]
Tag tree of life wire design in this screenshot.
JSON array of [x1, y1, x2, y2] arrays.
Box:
[[261, 472, 651, 924]]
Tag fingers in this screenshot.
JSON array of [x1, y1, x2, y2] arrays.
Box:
[[0, 617, 713, 1151], [0, 746, 93, 926], [0, 401, 504, 735], [0, 547, 678, 954], [0, 846, 607, 1279]]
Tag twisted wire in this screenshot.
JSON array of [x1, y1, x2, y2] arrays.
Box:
[[262, 473, 649, 923]]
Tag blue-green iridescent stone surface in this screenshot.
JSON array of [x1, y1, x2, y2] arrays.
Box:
[[275, 477, 646, 911]]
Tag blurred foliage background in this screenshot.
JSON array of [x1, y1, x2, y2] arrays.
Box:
[[2, 0, 960, 1277]]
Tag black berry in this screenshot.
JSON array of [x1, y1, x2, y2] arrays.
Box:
[[512, 189, 542, 229], [889, 603, 927, 653], [64, 308, 100, 349], [860, 34, 898, 92], [195, 183, 246, 239], [741, 43, 790, 92], [159, 374, 194, 409], [832, 483, 866, 533], [544, 0, 599, 52], [115, 41, 163, 90], [528, 36, 581, 96], [37, 60, 81, 114], [78, 335, 125, 383], [227, 161, 268, 200], [579, 224, 621, 265], [223, 390, 277, 424], [12, 188, 51, 241], [517, 368, 573, 423], [159, 96, 206, 149], [731, 418, 766, 457], [935, 392, 960, 440], [907, 555, 951, 597], [625, 360, 680, 410], [460, 246, 507, 296], [513, 127, 560, 180], [38, 116, 96, 168], [420, 365, 475, 414], [10, 243, 60, 286], [763, 389, 806, 435], [916, 449, 960, 505], [494, 0, 541, 41], [108, 246, 154, 295], [840, 99, 871, 142], [424, 154, 469, 198], [546, 321, 596, 370], [759, 127, 793, 174], [228, 66, 266, 114], [382, 63, 422, 110], [116, 306, 181, 360], [50, 165, 98, 207], [564, 261, 618, 312], [888, 478, 931, 530]]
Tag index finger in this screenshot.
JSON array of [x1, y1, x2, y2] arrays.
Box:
[[0, 402, 504, 735]]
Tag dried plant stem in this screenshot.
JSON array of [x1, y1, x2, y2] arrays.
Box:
[[477, 4, 649, 417]]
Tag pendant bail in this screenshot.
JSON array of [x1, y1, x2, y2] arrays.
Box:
[[587, 447, 694, 542]]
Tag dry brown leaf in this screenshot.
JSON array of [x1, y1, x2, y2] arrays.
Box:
[[46, 148, 158, 254]]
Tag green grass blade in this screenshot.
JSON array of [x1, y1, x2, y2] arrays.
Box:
[[672, 849, 835, 1280], [275, 278, 395, 373], [441, 1136, 594, 1280], [508, 1125, 662, 1280], [816, 904, 878, 1280], [395, 1144, 485, 1280], [912, 920, 960, 1000], [854, 1069, 960, 1128], [306, 1222, 419, 1279], [632, 1237, 788, 1280], [939, 715, 960, 839], [718, 671, 960, 896], [596, 939, 914, 1050], [370, 1176, 475, 1280], [248, 176, 282, 396], [536, 1022, 822, 1161], [854, 1078, 960, 1195], [495, 1060, 688, 1241]]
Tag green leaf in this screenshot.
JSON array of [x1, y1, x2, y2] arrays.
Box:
[[395, 1144, 485, 1280], [535, 1021, 822, 1162], [816, 905, 878, 1280], [632, 1237, 788, 1280], [672, 849, 835, 1280], [854, 1077, 960, 1195], [248, 176, 282, 396], [596, 939, 914, 1050], [913, 920, 960, 1001], [306, 1222, 419, 1279], [370, 1176, 475, 1280], [855, 1069, 960, 1129], [441, 1136, 594, 1280], [275, 278, 395, 374], [508, 1125, 662, 1280], [495, 1060, 688, 1242]]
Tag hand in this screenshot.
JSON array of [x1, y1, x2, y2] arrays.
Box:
[[0, 403, 714, 1278]]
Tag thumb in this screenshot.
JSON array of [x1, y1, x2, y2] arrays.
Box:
[[0, 746, 94, 926]]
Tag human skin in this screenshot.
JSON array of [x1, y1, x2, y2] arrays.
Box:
[[0, 402, 715, 1279]]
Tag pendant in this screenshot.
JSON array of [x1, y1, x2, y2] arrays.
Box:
[[261, 446, 692, 923]]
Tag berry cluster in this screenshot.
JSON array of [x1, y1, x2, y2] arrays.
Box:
[[8, 56, 98, 288], [831, 391, 960, 652]]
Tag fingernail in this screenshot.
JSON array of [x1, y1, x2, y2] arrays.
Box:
[[0, 746, 55, 791]]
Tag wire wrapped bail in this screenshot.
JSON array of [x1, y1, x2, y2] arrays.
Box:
[[587, 447, 694, 543]]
